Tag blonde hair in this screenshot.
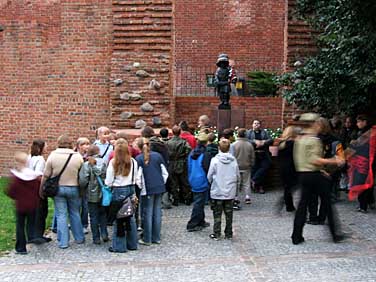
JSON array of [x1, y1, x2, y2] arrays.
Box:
[[281, 126, 298, 140], [137, 137, 150, 165], [76, 137, 90, 147], [113, 141, 131, 177], [14, 151, 28, 170]]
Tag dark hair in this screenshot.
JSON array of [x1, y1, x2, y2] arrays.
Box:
[[141, 126, 155, 138], [222, 128, 234, 139], [356, 114, 368, 122], [179, 120, 189, 131], [172, 125, 181, 136], [237, 128, 247, 138], [208, 132, 216, 143], [30, 139, 45, 156], [87, 145, 100, 157], [159, 128, 169, 138]]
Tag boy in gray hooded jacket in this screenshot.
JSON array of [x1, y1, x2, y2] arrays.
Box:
[[207, 138, 240, 240]]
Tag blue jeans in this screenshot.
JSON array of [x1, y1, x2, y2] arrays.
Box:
[[81, 195, 89, 228], [141, 193, 162, 244], [54, 186, 84, 248], [88, 202, 108, 242], [187, 191, 207, 230], [111, 186, 138, 252]]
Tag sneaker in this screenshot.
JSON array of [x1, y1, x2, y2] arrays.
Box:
[[245, 198, 251, 205], [233, 203, 241, 210], [93, 240, 101, 245], [209, 234, 220, 241], [224, 235, 233, 240], [152, 241, 161, 244], [102, 237, 110, 243], [357, 208, 368, 213], [138, 239, 151, 246], [83, 227, 89, 234], [187, 226, 203, 232]]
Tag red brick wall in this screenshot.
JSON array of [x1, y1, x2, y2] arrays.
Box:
[[110, 0, 173, 129], [175, 96, 283, 130], [174, 0, 286, 71], [0, 0, 112, 175]]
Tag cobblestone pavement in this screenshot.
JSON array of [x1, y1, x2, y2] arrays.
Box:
[[1, 189, 376, 282]]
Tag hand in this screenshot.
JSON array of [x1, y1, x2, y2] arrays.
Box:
[[131, 196, 139, 206], [39, 186, 45, 199]]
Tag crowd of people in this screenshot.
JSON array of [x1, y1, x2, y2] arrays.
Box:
[[5, 113, 375, 254]]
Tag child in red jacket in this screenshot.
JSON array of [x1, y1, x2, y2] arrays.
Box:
[[7, 152, 42, 254]]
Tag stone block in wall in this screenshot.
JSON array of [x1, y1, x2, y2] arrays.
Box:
[[135, 119, 147, 129], [140, 102, 154, 112]]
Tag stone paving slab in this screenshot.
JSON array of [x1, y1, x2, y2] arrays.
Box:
[[0, 190, 376, 281]]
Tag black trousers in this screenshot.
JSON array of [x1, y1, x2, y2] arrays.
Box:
[[292, 172, 341, 241], [16, 210, 36, 252], [35, 197, 48, 238], [358, 187, 375, 211]]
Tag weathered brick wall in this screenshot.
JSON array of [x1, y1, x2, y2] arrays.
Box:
[[286, 0, 318, 70], [0, 0, 312, 175], [110, 0, 173, 129], [174, 0, 286, 69], [175, 96, 283, 130], [0, 0, 113, 175]]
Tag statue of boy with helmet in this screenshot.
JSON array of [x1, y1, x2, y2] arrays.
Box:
[[214, 53, 236, 109]]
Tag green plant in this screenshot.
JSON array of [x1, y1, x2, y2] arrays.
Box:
[[247, 71, 278, 97], [277, 0, 376, 116], [265, 128, 283, 139]]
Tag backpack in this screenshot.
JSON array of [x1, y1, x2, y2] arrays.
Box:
[[188, 153, 208, 192]]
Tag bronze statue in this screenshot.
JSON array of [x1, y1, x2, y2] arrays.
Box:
[[214, 54, 236, 109]]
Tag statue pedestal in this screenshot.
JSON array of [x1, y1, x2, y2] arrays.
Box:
[[216, 106, 245, 134]]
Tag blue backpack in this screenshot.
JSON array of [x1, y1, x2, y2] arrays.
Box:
[[188, 153, 209, 192]]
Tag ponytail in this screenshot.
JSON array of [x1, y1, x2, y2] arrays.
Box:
[[142, 138, 150, 165]]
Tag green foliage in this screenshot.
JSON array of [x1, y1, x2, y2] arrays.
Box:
[[247, 71, 278, 97], [0, 178, 15, 253], [277, 0, 376, 116], [265, 128, 283, 139]]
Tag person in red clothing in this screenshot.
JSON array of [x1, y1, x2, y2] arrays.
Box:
[[7, 152, 43, 254], [108, 131, 141, 162], [179, 121, 196, 149]]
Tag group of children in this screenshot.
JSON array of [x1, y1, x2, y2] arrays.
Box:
[[6, 118, 243, 254]]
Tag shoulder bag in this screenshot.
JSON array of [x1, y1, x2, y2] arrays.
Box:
[[43, 153, 73, 197]]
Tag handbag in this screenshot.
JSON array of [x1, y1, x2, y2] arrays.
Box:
[[116, 197, 134, 219], [116, 159, 137, 219], [43, 153, 73, 197], [96, 175, 112, 207]]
